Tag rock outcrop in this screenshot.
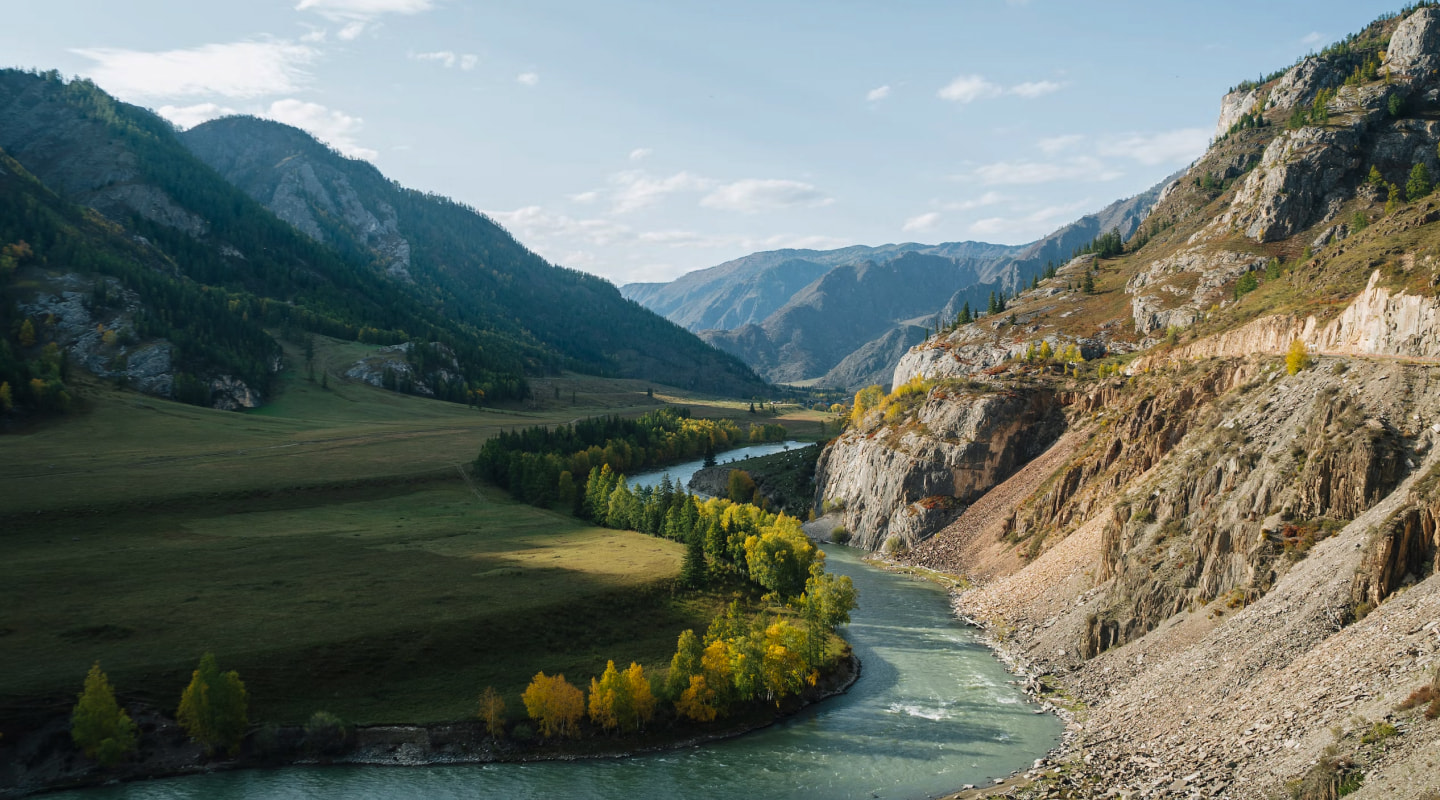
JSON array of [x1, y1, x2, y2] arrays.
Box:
[[814, 386, 1064, 550]]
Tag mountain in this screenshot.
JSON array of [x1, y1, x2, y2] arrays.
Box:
[[182, 117, 763, 395], [636, 182, 1169, 389], [621, 240, 1022, 332], [0, 69, 762, 414], [813, 7, 1440, 796]]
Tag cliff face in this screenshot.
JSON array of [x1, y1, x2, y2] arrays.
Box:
[[814, 387, 1064, 550], [819, 8, 1440, 797]]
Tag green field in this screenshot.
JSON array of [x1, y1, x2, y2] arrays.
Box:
[[0, 337, 821, 734]]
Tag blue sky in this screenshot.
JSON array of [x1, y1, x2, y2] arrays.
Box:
[[2, 0, 1405, 285]]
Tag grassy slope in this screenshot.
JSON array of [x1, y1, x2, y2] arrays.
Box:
[[0, 339, 808, 730]]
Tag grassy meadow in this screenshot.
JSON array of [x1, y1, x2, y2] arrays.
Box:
[[0, 335, 826, 734]]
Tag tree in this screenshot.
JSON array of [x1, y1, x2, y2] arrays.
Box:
[[1286, 339, 1312, 375], [588, 661, 633, 733], [177, 652, 249, 756], [796, 563, 857, 667], [478, 686, 506, 738], [71, 662, 137, 766], [675, 675, 718, 722], [18, 318, 36, 347], [0, 382, 11, 413], [1389, 92, 1405, 117], [680, 529, 708, 589], [1234, 271, 1259, 299], [1387, 182, 1403, 215], [727, 469, 758, 504], [1082, 271, 1095, 294], [522, 671, 584, 738], [1368, 165, 1385, 188], [957, 301, 972, 325], [666, 629, 705, 698], [1408, 162, 1433, 200], [743, 516, 819, 598], [625, 662, 656, 729]]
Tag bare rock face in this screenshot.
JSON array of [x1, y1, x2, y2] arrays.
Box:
[[1213, 88, 1259, 139], [209, 375, 262, 410], [1125, 248, 1266, 335], [1267, 56, 1345, 112], [1223, 125, 1365, 242], [268, 161, 414, 283], [814, 388, 1064, 550], [1386, 7, 1440, 77]]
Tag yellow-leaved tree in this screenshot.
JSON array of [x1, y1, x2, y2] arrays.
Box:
[[675, 675, 718, 722], [1286, 339, 1312, 375], [478, 686, 506, 739], [177, 652, 248, 756], [522, 672, 584, 739]]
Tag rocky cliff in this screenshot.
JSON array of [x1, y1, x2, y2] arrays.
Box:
[[820, 8, 1440, 797]]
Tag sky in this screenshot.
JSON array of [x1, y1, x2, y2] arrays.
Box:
[[1, 0, 1407, 286]]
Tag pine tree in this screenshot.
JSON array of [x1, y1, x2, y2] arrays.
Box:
[[680, 529, 707, 588], [1082, 271, 1095, 294], [71, 663, 137, 766], [177, 653, 249, 756], [1408, 162, 1432, 200], [957, 302, 972, 325]]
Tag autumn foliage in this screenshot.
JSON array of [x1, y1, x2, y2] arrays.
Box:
[[522, 672, 585, 739]]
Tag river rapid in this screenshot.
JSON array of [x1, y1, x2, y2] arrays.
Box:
[[55, 445, 1059, 800]]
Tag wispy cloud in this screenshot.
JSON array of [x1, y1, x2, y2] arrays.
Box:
[[1096, 128, 1208, 166], [937, 74, 1003, 103], [611, 170, 712, 213], [940, 191, 1005, 211], [294, 0, 433, 20], [72, 40, 316, 100], [902, 212, 941, 233], [969, 156, 1122, 186], [517, 72, 539, 86], [629, 147, 652, 162], [1301, 31, 1326, 47], [263, 98, 378, 161], [1011, 80, 1063, 98], [568, 190, 599, 204], [412, 50, 478, 70], [866, 85, 892, 102], [336, 21, 368, 40], [969, 199, 1094, 241], [1037, 134, 1084, 155], [157, 102, 240, 129], [701, 179, 833, 213]]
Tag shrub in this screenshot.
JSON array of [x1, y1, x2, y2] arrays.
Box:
[[1359, 721, 1397, 744], [882, 536, 908, 556], [304, 711, 351, 756], [1132, 508, 1156, 524], [1287, 340, 1312, 375], [830, 526, 851, 544]]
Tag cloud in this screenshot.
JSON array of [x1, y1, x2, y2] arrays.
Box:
[[487, 205, 633, 248], [568, 190, 599, 204], [866, 85, 892, 102], [460, 54, 478, 70], [629, 147, 652, 162], [295, 0, 433, 20], [517, 72, 539, 86], [1011, 80, 1063, 98], [610, 170, 712, 213], [1096, 128, 1208, 166], [413, 50, 457, 67], [157, 102, 240, 129], [299, 29, 328, 43], [262, 98, 379, 161], [701, 179, 833, 213], [1037, 134, 1084, 155], [969, 156, 1122, 186], [1301, 31, 1325, 47], [968, 200, 1094, 241], [72, 40, 316, 100], [902, 212, 941, 233], [940, 191, 1005, 211], [336, 21, 368, 40], [937, 74, 1003, 103]]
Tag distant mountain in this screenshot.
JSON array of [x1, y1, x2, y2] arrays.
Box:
[[0, 69, 763, 414], [622, 240, 1022, 332], [626, 177, 1177, 389]]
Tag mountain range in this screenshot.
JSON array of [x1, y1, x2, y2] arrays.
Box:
[[0, 68, 764, 414], [622, 175, 1176, 389]]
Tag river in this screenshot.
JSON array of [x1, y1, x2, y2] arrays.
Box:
[[625, 440, 809, 498], [55, 446, 1060, 800]]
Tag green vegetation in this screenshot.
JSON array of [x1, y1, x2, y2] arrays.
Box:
[[176, 653, 250, 756], [1408, 162, 1433, 200], [70, 663, 138, 766]]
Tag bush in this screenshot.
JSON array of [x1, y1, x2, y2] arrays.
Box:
[[304, 711, 351, 756], [1287, 340, 1312, 375], [829, 526, 851, 545], [1359, 721, 1397, 744], [1132, 508, 1156, 524], [882, 536, 908, 556]]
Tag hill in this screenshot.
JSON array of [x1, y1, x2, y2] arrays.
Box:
[[813, 6, 1440, 797]]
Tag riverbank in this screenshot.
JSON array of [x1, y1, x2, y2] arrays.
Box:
[[1, 652, 859, 799], [687, 444, 821, 516]]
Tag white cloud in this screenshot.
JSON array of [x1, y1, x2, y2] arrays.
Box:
[[336, 21, 368, 40], [1037, 134, 1084, 155], [970, 156, 1122, 186], [937, 74, 1003, 103], [866, 85, 892, 102], [72, 41, 316, 100], [1011, 80, 1063, 98], [299, 29, 328, 43], [295, 0, 433, 20], [969, 200, 1093, 241], [262, 98, 379, 161], [568, 190, 599, 204], [902, 212, 941, 233], [413, 50, 456, 67], [460, 54, 478, 70], [487, 205, 633, 248], [1301, 31, 1325, 47], [610, 170, 712, 213], [1097, 128, 1208, 166], [701, 179, 833, 213], [157, 102, 239, 129], [940, 191, 1004, 211], [517, 72, 539, 86], [629, 147, 652, 162]]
